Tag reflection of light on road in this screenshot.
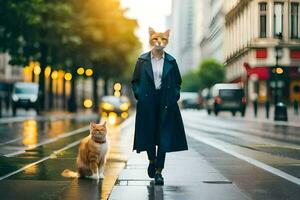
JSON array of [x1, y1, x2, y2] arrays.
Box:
[[24, 164, 37, 175], [108, 112, 118, 125], [22, 120, 38, 148], [47, 120, 67, 138]]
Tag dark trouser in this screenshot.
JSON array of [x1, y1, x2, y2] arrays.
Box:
[[146, 89, 166, 169]]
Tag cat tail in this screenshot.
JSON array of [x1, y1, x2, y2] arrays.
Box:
[[61, 169, 78, 178]]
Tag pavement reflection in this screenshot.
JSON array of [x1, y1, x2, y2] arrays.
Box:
[[22, 119, 38, 148]]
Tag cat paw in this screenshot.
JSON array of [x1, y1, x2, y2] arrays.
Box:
[[89, 174, 99, 180], [99, 173, 104, 179]]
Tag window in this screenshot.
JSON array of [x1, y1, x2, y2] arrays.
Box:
[[259, 3, 267, 38], [291, 3, 299, 39], [274, 2, 283, 38]]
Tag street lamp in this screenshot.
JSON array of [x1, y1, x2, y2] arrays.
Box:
[[273, 45, 288, 121], [274, 45, 283, 104], [77, 67, 86, 110]]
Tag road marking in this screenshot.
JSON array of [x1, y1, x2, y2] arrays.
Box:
[[0, 137, 22, 146], [0, 115, 132, 181], [186, 129, 300, 186], [0, 113, 98, 124], [182, 110, 300, 128], [4, 126, 89, 157], [183, 118, 300, 150], [0, 140, 81, 181]]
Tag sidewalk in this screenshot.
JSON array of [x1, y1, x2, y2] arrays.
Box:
[[241, 105, 300, 124], [109, 149, 250, 200], [0, 110, 99, 124]]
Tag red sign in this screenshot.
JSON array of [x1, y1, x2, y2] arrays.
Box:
[[243, 63, 269, 80], [256, 48, 267, 58], [290, 50, 300, 59]]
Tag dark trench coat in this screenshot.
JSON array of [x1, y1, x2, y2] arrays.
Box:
[[131, 51, 188, 153]]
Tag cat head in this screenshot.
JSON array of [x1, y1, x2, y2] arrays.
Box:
[[149, 27, 170, 50], [90, 121, 107, 139]]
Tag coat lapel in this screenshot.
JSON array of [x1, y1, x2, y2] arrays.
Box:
[[139, 52, 154, 81], [162, 57, 173, 80], [138, 51, 176, 81], [145, 61, 154, 81]]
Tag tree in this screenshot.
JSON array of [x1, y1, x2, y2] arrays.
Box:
[[181, 70, 201, 92], [71, 0, 141, 110], [0, 0, 141, 112], [197, 59, 225, 89], [0, 0, 80, 110]]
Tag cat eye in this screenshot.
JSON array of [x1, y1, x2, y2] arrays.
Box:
[[152, 38, 158, 41], [162, 38, 167, 41]]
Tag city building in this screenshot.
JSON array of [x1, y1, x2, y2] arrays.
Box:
[[167, 0, 201, 74], [0, 53, 23, 84], [224, 0, 300, 103], [200, 0, 225, 63]]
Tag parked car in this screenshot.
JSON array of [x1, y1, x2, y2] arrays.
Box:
[[11, 82, 40, 116], [99, 95, 131, 124], [178, 92, 202, 109], [205, 83, 246, 116]]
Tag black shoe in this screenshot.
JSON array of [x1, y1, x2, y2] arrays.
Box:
[[147, 161, 155, 178], [154, 173, 164, 185]]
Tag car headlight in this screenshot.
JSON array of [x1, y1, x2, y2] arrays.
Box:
[[102, 102, 114, 110], [30, 96, 38, 102], [12, 94, 19, 102], [120, 103, 129, 111]]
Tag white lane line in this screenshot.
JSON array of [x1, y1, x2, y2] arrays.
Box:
[[0, 137, 22, 146], [186, 129, 300, 186], [0, 115, 133, 181], [182, 110, 300, 128], [0, 140, 81, 181], [183, 117, 300, 150], [0, 113, 98, 124], [4, 126, 89, 157]]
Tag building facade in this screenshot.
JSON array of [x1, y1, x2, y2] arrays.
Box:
[[224, 0, 300, 103], [200, 0, 225, 63], [167, 0, 201, 74], [0, 53, 23, 84]]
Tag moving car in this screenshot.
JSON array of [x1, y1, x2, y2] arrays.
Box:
[[178, 92, 201, 109], [11, 82, 40, 116], [99, 95, 131, 124], [205, 83, 246, 116]]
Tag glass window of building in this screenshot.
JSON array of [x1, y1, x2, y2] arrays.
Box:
[[274, 2, 283, 38], [291, 3, 299, 39], [259, 3, 267, 38]]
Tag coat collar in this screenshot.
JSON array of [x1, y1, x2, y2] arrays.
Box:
[[139, 51, 175, 81]]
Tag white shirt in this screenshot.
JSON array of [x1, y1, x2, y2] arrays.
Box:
[[151, 52, 165, 89]]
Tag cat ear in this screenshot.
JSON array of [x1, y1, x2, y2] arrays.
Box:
[[149, 27, 155, 35], [90, 121, 96, 128], [164, 29, 170, 38], [101, 120, 107, 127]]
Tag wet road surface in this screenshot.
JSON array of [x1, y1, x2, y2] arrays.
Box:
[[0, 112, 134, 200], [109, 110, 300, 200], [0, 110, 300, 199]]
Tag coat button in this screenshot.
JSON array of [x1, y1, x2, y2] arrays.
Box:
[[165, 106, 168, 109]]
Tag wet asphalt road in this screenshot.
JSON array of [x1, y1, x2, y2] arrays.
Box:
[[0, 110, 299, 199], [182, 110, 300, 199]]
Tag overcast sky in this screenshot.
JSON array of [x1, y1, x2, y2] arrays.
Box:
[[120, 0, 172, 51]]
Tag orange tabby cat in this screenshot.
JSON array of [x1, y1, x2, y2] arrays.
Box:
[[62, 121, 108, 180]]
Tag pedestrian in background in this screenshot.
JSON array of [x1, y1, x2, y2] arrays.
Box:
[[131, 27, 188, 185]]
